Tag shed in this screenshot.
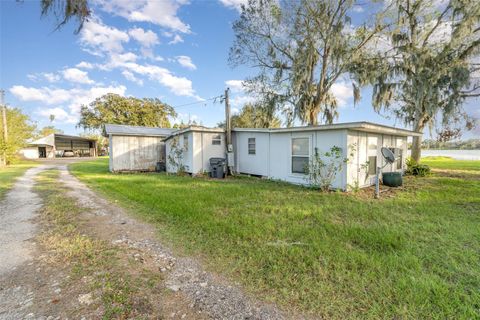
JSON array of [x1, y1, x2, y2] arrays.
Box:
[[104, 124, 175, 172], [164, 126, 225, 174], [233, 122, 421, 190], [20, 133, 97, 159]]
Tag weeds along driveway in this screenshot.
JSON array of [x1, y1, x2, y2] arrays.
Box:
[[0, 164, 293, 319]]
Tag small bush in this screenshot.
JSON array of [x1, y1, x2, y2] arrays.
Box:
[[405, 157, 431, 177]]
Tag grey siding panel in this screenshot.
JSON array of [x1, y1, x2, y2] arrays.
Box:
[[111, 135, 166, 172]]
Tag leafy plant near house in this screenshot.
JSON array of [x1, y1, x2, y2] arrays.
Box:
[[405, 157, 431, 177], [167, 136, 188, 175], [305, 145, 354, 191]]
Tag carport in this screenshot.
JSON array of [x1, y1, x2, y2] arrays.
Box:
[[20, 133, 97, 159]]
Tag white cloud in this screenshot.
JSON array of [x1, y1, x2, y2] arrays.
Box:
[[62, 68, 95, 85], [330, 81, 353, 107], [10, 84, 127, 123], [176, 55, 196, 70], [230, 94, 255, 108], [100, 52, 138, 70], [27, 72, 61, 83], [77, 16, 198, 99], [44, 73, 61, 83], [168, 34, 184, 45], [225, 80, 245, 93], [38, 107, 78, 124], [95, 0, 191, 33], [80, 18, 130, 54], [219, 0, 247, 12], [10, 86, 73, 104], [128, 27, 159, 47], [121, 62, 199, 98], [122, 70, 144, 85], [76, 61, 94, 69]]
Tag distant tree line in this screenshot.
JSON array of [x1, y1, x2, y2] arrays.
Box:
[[421, 139, 480, 150]]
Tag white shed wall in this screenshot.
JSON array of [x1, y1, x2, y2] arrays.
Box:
[[166, 131, 226, 174], [110, 135, 165, 172], [234, 131, 269, 176], [19, 147, 39, 159], [193, 132, 225, 174]]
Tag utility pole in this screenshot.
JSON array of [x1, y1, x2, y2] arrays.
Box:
[[224, 88, 234, 175], [0, 89, 7, 166], [225, 88, 231, 147]]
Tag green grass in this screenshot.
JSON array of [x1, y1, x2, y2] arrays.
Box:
[[0, 160, 37, 199], [35, 170, 163, 319], [422, 156, 480, 171], [70, 158, 480, 319]]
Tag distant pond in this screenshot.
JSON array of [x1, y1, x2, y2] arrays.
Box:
[[408, 149, 480, 160]]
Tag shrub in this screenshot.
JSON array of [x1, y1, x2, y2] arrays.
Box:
[[405, 157, 431, 177], [305, 145, 354, 191]]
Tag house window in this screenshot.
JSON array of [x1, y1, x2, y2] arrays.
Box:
[[368, 156, 377, 175], [291, 137, 309, 174], [183, 135, 188, 151], [248, 138, 256, 155], [212, 134, 221, 145]]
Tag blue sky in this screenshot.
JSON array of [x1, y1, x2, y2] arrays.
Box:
[[0, 0, 478, 138]]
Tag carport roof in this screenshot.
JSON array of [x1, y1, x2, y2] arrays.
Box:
[[104, 124, 176, 137], [28, 133, 96, 146]]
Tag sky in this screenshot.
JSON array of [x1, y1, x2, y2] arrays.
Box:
[[0, 0, 478, 139]]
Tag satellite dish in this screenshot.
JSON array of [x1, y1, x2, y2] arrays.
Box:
[[381, 147, 396, 164]]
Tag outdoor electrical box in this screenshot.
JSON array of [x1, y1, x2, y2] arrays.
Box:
[[227, 152, 235, 167]]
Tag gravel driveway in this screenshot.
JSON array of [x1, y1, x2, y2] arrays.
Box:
[[0, 163, 300, 319], [0, 166, 44, 276]]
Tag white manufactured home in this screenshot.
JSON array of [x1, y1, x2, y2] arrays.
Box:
[[108, 122, 421, 190], [233, 122, 420, 190], [105, 124, 175, 172]]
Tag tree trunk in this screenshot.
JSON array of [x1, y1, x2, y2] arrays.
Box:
[[411, 135, 422, 163], [411, 122, 425, 163]]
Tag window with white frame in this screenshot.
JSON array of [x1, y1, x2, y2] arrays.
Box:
[[212, 134, 221, 145], [291, 137, 309, 174], [248, 138, 256, 155]]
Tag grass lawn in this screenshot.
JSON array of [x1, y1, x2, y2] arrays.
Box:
[[422, 156, 480, 171], [0, 160, 38, 199], [70, 158, 480, 319]]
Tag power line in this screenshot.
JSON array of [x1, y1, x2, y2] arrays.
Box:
[[171, 94, 224, 109]]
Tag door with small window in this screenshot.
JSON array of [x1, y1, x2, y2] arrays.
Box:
[[365, 134, 379, 185]]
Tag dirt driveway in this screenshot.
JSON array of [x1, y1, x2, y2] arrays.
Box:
[[0, 164, 294, 319]]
